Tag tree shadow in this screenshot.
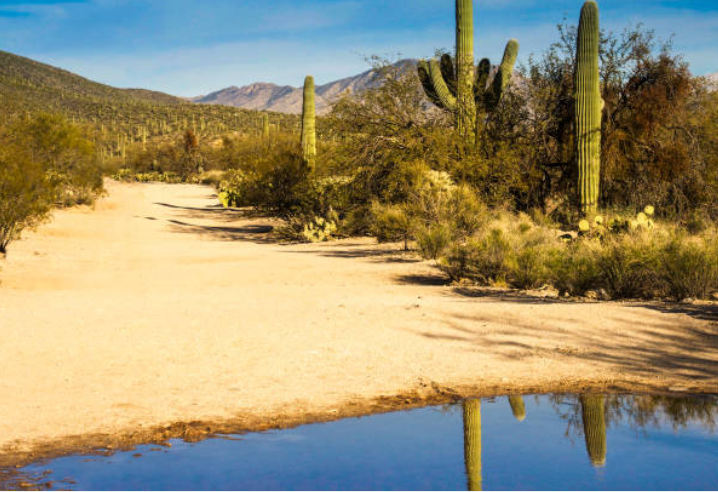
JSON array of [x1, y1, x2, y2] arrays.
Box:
[[411, 303, 718, 382], [167, 219, 276, 244], [154, 202, 260, 223], [637, 302, 718, 324], [286, 243, 421, 263]]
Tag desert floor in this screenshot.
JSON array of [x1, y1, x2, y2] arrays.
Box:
[[1, 181, 717, 466]]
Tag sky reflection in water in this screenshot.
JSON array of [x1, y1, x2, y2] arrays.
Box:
[[12, 393, 718, 490]]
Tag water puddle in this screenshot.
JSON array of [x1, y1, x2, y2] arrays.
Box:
[[4, 393, 718, 490]]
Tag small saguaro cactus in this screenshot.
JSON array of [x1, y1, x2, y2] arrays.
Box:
[[463, 399, 482, 492], [417, 0, 519, 147], [301, 75, 317, 171], [262, 113, 269, 139], [580, 394, 607, 467], [575, 0, 602, 215]]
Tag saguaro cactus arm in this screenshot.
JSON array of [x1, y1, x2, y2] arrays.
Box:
[[428, 58, 458, 111], [475, 58, 492, 99], [485, 39, 520, 111], [417, 60, 445, 109], [440, 53, 458, 97]]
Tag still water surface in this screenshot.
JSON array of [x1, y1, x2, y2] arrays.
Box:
[[10, 393, 718, 490]]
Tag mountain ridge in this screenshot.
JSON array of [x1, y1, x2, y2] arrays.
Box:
[[192, 59, 418, 114]]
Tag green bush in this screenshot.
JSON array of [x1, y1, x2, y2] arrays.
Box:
[[660, 234, 718, 301], [371, 202, 416, 250], [597, 233, 663, 299], [548, 240, 602, 296], [416, 224, 452, 260], [0, 148, 54, 255], [13, 114, 103, 206]]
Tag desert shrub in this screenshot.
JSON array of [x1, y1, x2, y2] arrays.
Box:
[[370, 202, 415, 250], [596, 233, 664, 299], [12, 114, 103, 206], [416, 224, 452, 260], [547, 240, 602, 296], [660, 234, 718, 301], [0, 146, 55, 255], [442, 228, 514, 284]]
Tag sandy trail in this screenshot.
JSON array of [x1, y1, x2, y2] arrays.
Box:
[[1, 181, 717, 464]]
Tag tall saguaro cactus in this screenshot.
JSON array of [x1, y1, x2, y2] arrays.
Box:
[[575, 0, 602, 215], [463, 400, 483, 491], [455, 0, 476, 143], [580, 394, 607, 467], [301, 75, 316, 172], [417, 0, 519, 148]]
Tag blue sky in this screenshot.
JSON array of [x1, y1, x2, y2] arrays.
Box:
[[0, 0, 716, 96]]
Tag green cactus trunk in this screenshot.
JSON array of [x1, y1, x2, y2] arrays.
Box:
[[455, 0, 476, 146], [262, 113, 269, 139], [418, 1, 518, 151], [463, 400, 482, 491], [575, 1, 602, 216], [301, 75, 316, 172], [508, 396, 526, 422], [580, 394, 607, 467]]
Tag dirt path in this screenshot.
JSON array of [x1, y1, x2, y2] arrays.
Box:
[[1, 181, 717, 465]]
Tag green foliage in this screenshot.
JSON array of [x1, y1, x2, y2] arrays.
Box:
[[13, 113, 103, 206], [660, 234, 718, 301], [0, 142, 53, 254], [416, 224, 452, 260], [370, 202, 416, 250], [0, 113, 103, 254]]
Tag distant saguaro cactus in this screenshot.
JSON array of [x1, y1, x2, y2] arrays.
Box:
[[262, 113, 269, 139], [580, 394, 607, 467], [417, 0, 519, 148], [508, 396, 526, 422], [575, 0, 602, 215], [301, 75, 316, 171], [463, 400, 482, 491]]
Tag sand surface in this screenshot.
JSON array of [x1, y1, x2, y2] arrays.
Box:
[[1, 181, 717, 464]]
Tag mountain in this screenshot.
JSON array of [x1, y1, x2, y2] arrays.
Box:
[[0, 49, 299, 156], [192, 59, 418, 114], [0, 50, 182, 107]]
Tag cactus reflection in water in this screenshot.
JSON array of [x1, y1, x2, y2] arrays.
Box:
[[463, 399, 483, 491], [508, 396, 526, 422], [580, 394, 607, 467]]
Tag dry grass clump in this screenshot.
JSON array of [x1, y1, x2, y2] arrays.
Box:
[[439, 212, 718, 301]]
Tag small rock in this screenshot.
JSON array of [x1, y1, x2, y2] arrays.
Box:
[[585, 290, 599, 300], [682, 298, 695, 304]]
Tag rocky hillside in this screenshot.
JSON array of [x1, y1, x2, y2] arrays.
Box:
[[192, 59, 418, 114]]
